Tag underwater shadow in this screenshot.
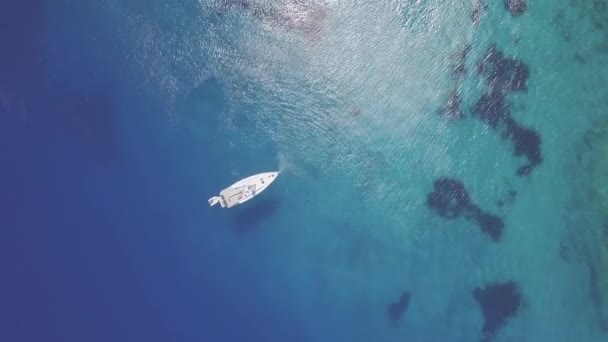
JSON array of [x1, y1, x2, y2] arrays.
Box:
[[231, 197, 282, 234], [387, 291, 411, 326]]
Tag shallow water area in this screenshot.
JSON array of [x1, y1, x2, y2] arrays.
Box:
[[96, 0, 608, 340]]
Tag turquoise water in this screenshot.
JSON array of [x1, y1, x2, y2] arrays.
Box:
[[3, 0, 608, 341], [105, 0, 608, 340]]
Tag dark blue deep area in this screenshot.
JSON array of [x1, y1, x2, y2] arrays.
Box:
[[0, 2, 298, 341]]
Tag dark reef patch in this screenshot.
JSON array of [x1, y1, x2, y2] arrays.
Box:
[[450, 44, 472, 80], [452, 64, 467, 80], [473, 281, 522, 341], [472, 45, 542, 176], [426, 177, 504, 241], [474, 212, 504, 242], [426, 178, 471, 219], [441, 44, 471, 119], [214, 0, 253, 12], [476, 45, 529, 94], [472, 92, 509, 129], [471, 0, 487, 24], [387, 292, 411, 325], [504, 0, 527, 17], [471, 91, 542, 174], [505, 118, 542, 175], [460, 43, 472, 60], [437, 90, 465, 119]]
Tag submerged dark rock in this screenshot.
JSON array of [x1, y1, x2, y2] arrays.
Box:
[[426, 177, 504, 241], [217, 0, 252, 11], [473, 281, 522, 341], [387, 292, 411, 325], [450, 44, 472, 79], [460, 44, 472, 60], [507, 121, 542, 163], [426, 178, 471, 219], [504, 0, 527, 17], [476, 45, 529, 94], [471, 0, 487, 24], [437, 90, 465, 119], [474, 212, 504, 242], [471, 45, 541, 176], [452, 64, 467, 80], [472, 92, 509, 128], [505, 118, 542, 175], [472, 97, 542, 175]]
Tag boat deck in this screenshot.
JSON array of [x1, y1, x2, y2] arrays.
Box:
[[211, 171, 278, 208], [220, 186, 249, 208]]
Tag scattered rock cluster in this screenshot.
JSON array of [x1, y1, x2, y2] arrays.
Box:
[[426, 177, 504, 241]]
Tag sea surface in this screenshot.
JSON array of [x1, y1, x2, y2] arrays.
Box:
[[2, 0, 608, 341]]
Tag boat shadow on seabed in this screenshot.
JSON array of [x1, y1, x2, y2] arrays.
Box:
[[231, 197, 282, 234]]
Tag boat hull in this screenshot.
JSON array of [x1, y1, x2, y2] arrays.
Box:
[[210, 171, 279, 208]]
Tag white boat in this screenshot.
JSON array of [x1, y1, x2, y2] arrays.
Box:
[[208, 171, 280, 208]]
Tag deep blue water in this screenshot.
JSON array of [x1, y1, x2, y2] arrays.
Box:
[[0, 2, 279, 341], [2, 1, 608, 341]]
